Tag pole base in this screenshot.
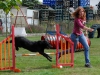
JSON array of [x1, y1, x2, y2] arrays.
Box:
[[52, 65, 63, 69]]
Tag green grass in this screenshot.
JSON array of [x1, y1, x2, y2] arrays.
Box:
[[0, 36, 100, 75]]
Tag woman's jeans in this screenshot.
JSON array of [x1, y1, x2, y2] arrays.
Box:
[[70, 33, 90, 64]]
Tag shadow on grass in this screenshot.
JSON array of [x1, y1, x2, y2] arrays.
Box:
[[20, 65, 53, 72]]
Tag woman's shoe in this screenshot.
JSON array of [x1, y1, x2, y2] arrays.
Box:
[[85, 63, 92, 68]]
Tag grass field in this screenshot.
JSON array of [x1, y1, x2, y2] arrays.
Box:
[[0, 35, 100, 75]]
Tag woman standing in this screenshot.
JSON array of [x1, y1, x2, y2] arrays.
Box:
[[70, 7, 94, 68]]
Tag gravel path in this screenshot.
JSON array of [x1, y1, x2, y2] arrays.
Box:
[[0, 33, 46, 37]]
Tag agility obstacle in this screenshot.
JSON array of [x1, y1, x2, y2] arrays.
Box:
[[16, 52, 55, 56], [0, 25, 20, 72], [52, 24, 74, 68]]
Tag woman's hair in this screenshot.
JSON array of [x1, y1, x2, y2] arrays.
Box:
[[72, 6, 86, 20]]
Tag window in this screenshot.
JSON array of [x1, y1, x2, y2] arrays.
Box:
[[33, 11, 38, 19]]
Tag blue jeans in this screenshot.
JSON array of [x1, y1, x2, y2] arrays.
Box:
[[70, 33, 90, 64]]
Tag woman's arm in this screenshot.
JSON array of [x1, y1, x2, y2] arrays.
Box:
[[76, 19, 94, 32], [83, 26, 94, 32]]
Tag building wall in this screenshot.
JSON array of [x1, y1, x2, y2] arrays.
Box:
[[10, 7, 39, 27], [0, 9, 10, 32], [0, 7, 39, 33], [27, 9, 39, 26], [10, 7, 27, 27]]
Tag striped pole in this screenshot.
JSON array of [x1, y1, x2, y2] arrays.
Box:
[[16, 53, 55, 56], [0, 42, 2, 69]]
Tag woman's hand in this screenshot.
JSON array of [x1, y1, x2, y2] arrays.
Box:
[[84, 26, 94, 32], [88, 28, 94, 32]]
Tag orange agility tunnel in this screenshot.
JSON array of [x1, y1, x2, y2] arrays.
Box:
[[41, 35, 91, 51]]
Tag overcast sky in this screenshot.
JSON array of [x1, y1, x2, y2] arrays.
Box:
[[90, 0, 100, 6]]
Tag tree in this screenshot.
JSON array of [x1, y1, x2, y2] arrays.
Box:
[[0, 0, 21, 14], [22, 0, 40, 9], [0, 0, 21, 36]]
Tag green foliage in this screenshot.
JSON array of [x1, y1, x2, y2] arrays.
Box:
[[22, 0, 40, 9], [0, 0, 21, 14]]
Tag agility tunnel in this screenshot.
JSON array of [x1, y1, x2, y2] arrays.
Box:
[[0, 25, 20, 72], [88, 24, 100, 38], [52, 24, 74, 68]]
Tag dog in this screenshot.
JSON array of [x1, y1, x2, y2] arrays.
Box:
[[6, 36, 53, 62]]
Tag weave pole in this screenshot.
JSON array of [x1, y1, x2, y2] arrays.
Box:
[[52, 24, 74, 68], [0, 25, 20, 72]]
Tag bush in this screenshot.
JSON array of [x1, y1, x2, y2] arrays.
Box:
[[25, 25, 46, 33]]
